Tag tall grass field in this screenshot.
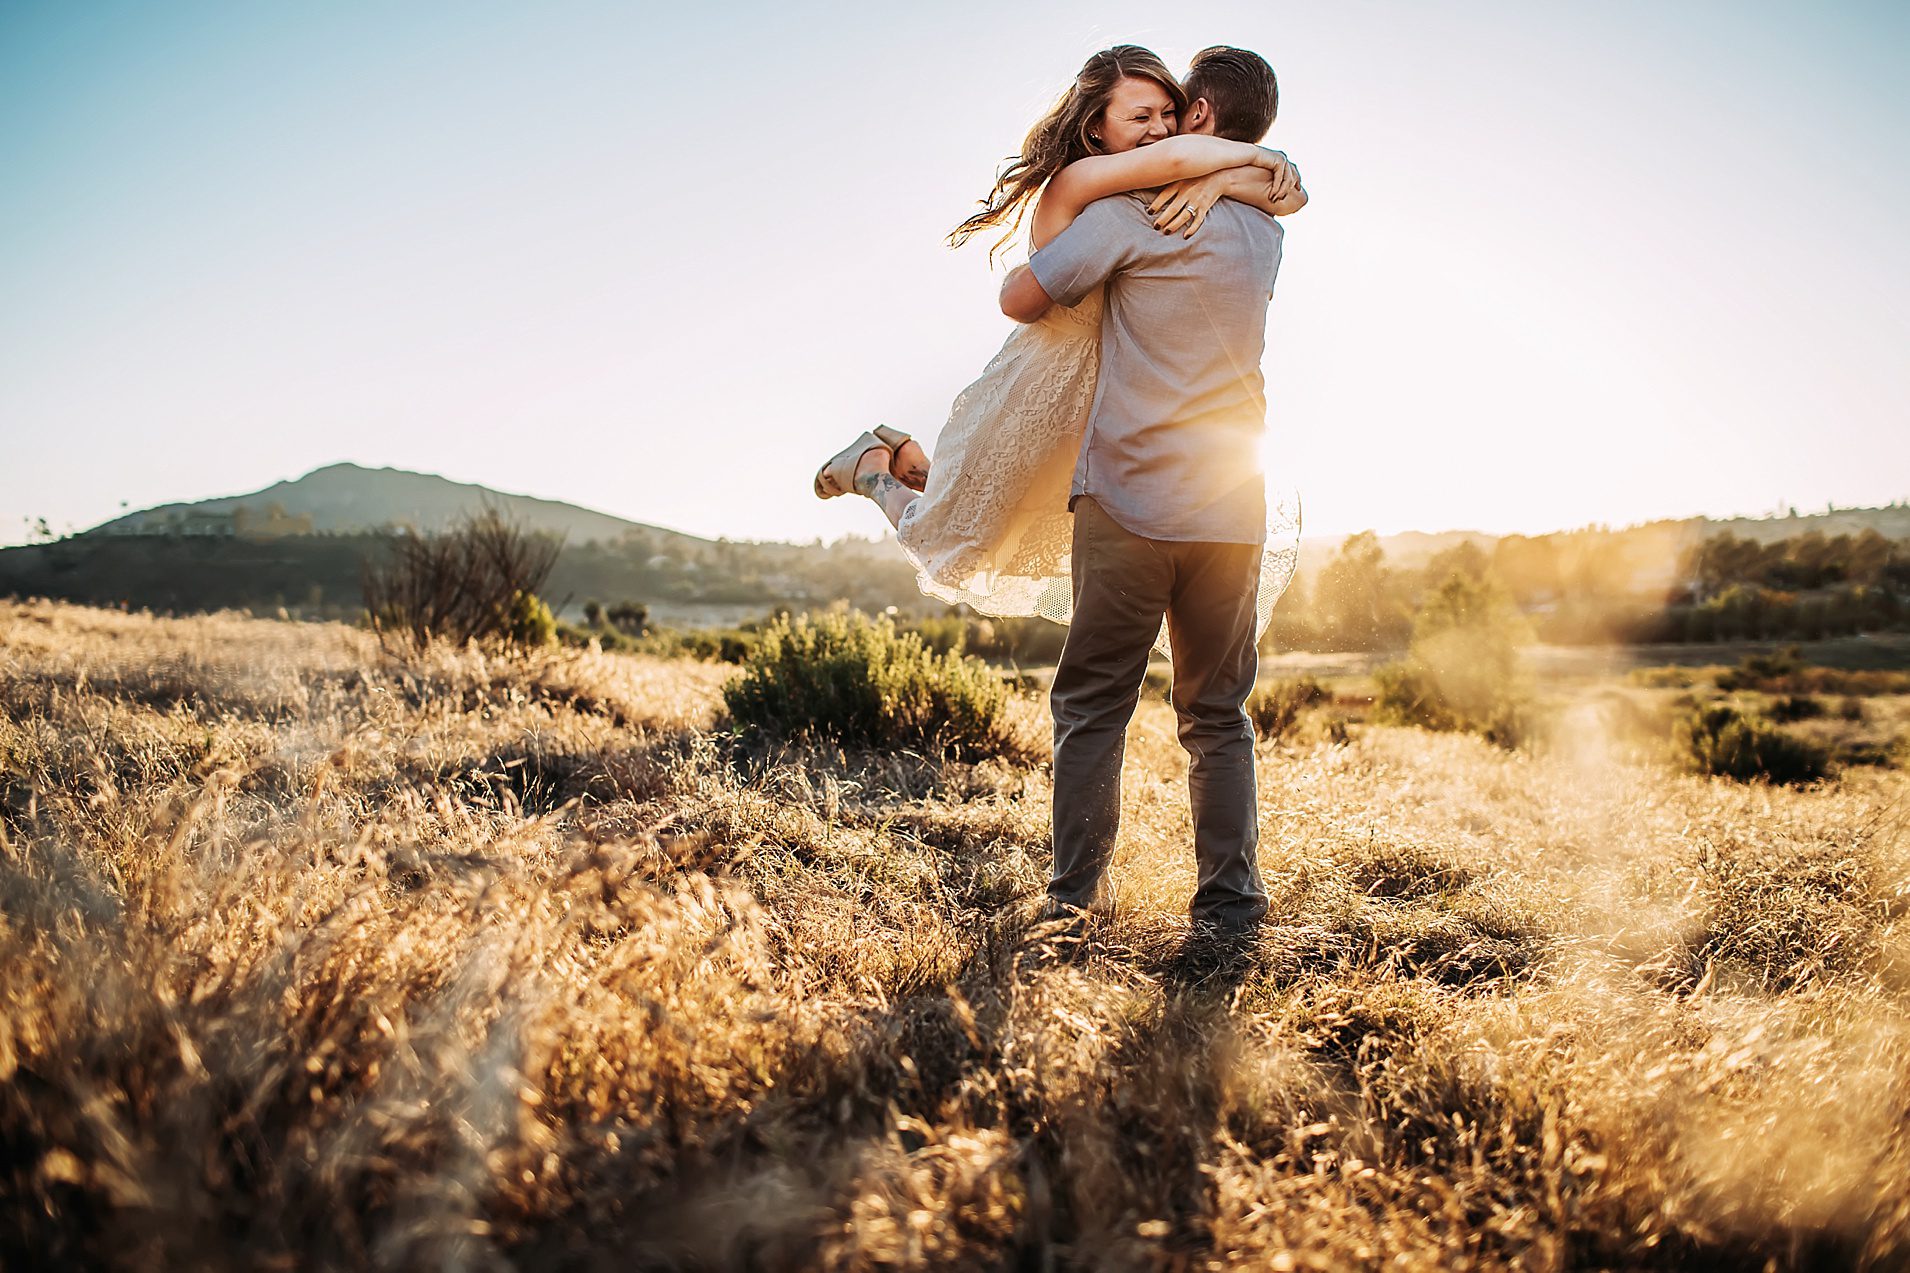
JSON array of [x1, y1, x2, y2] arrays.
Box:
[[3, 600, 1909, 1269]]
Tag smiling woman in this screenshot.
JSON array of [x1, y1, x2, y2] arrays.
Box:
[[948, 44, 1188, 255]]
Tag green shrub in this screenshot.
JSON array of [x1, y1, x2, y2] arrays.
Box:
[[1767, 693, 1825, 722], [896, 613, 1071, 666], [723, 611, 1012, 758], [606, 600, 649, 635], [1245, 677, 1330, 740], [556, 619, 604, 650], [506, 591, 556, 647], [1716, 645, 1806, 692], [1714, 646, 1910, 697], [1833, 736, 1901, 768], [900, 614, 968, 656], [582, 624, 764, 662], [962, 616, 1070, 665], [654, 627, 759, 663], [1678, 702, 1831, 785], [1374, 572, 1533, 746], [1626, 665, 1703, 689]]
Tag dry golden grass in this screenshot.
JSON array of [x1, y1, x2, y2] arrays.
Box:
[[4, 600, 1909, 1269]]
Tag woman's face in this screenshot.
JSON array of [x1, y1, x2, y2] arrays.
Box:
[[1095, 76, 1178, 152]]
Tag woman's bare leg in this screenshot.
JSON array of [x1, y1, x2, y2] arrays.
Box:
[[854, 447, 918, 528]]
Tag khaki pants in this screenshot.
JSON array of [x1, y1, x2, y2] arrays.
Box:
[[1048, 497, 1268, 928]]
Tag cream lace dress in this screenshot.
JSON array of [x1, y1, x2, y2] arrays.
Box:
[[895, 287, 1301, 659]]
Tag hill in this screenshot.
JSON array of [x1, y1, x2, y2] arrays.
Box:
[[10, 463, 1909, 633], [0, 528, 926, 626], [74, 461, 1910, 580], [86, 461, 709, 549]]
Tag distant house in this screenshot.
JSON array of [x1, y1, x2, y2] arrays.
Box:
[[97, 509, 237, 538], [232, 502, 314, 539], [167, 510, 237, 538]]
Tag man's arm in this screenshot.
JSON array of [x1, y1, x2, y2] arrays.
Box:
[[1001, 198, 1142, 324], [999, 264, 1055, 324]]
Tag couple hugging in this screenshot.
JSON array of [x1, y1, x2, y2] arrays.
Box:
[[814, 44, 1304, 937]]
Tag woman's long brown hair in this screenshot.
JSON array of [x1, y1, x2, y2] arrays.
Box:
[[948, 45, 1186, 256]]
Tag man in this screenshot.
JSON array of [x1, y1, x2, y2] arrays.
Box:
[[998, 46, 1293, 936]]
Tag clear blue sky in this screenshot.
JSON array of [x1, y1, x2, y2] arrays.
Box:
[[4, 1, 1907, 547]]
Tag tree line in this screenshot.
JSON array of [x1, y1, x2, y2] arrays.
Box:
[[7, 512, 1906, 654], [1269, 527, 1910, 652]]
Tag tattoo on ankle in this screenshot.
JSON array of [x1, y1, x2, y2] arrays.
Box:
[[856, 470, 908, 503]]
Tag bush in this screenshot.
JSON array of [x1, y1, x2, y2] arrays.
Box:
[[1833, 736, 1902, 769], [556, 619, 604, 650], [1627, 666, 1703, 689], [506, 591, 556, 647], [893, 613, 1071, 666], [723, 611, 1012, 758], [1374, 572, 1533, 746], [606, 601, 649, 635], [1767, 693, 1825, 723], [643, 626, 759, 663], [563, 621, 764, 662], [962, 616, 1070, 666], [1678, 702, 1831, 785], [1246, 677, 1330, 740], [1714, 646, 1910, 697], [361, 508, 563, 652], [1716, 645, 1806, 692], [901, 614, 968, 656]]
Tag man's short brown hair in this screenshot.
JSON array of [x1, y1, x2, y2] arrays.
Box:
[[1183, 46, 1278, 142]]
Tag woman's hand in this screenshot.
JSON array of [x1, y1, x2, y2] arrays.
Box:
[[1153, 162, 1309, 227], [1262, 152, 1303, 207], [1255, 147, 1295, 178], [1148, 172, 1230, 238]]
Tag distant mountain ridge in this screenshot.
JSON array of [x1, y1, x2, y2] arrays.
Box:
[[87, 462, 710, 549], [9, 463, 1906, 629]]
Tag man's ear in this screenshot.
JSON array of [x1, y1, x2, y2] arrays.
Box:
[[1186, 97, 1212, 133]]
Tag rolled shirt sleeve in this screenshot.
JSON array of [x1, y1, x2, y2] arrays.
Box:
[[1026, 196, 1146, 309]]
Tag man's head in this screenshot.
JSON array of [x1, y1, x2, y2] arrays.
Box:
[[1181, 46, 1278, 142]]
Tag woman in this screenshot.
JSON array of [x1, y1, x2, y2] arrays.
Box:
[[814, 45, 1303, 654]]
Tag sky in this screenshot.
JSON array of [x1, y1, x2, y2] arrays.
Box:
[[3, 0, 1907, 549]]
